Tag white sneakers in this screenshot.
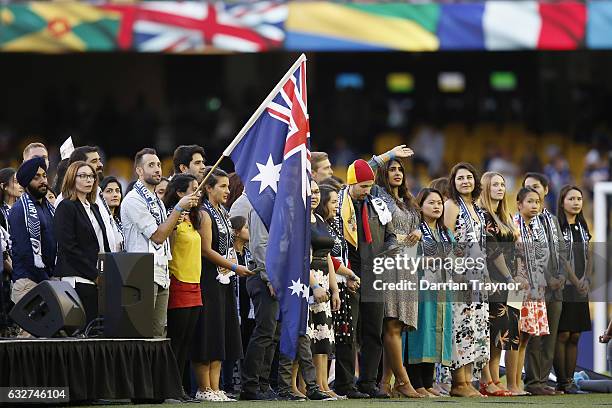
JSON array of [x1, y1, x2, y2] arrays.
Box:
[[195, 388, 237, 402], [216, 391, 237, 402]]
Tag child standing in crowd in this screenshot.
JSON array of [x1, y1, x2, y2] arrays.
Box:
[[522, 173, 567, 395], [229, 216, 255, 352], [221, 215, 254, 394], [514, 187, 550, 395]]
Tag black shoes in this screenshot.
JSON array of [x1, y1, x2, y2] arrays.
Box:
[[277, 392, 307, 401], [335, 388, 370, 399], [307, 389, 336, 401], [562, 382, 587, 394], [239, 390, 276, 400], [179, 393, 201, 403], [260, 388, 279, 400], [358, 386, 390, 399]]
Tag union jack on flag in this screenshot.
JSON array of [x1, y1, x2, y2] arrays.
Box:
[[102, 1, 287, 52], [225, 54, 310, 358]]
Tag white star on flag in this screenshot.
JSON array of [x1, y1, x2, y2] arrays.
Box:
[[302, 284, 310, 300], [251, 154, 282, 194], [288, 279, 304, 297]]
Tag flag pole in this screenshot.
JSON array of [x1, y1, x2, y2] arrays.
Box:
[[194, 53, 307, 194]]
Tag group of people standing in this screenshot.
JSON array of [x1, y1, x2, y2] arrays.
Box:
[[299, 148, 593, 399], [0, 141, 595, 402]]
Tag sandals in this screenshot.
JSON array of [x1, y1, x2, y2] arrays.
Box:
[[480, 381, 513, 397], [393, 381, 425, 398]]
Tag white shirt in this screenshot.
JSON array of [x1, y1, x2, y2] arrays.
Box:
[[82, 200, 106, 254], [120, 189, 170, 289], [57, 187, 119, 252]]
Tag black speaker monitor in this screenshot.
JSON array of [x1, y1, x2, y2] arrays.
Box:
[[98, 253, 154, 338], [10, 280, 86, 337]]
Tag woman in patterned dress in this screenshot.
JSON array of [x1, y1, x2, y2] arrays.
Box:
[[371, 159, 423, 398], [314, 184, 361, 355], [308, 180, 341, 398], [443, 162, 489, 398], [478, 172, 527, 396], [514, 187, 550, 395]]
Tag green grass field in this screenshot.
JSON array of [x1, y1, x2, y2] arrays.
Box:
[[87, 394, 612, 408]]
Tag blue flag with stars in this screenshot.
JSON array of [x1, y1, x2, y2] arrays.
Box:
[[224, 55, 310, 358]]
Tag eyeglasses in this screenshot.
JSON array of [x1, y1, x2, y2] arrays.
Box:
[[76, 174, 95, 181]]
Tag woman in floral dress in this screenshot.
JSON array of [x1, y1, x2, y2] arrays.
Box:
[[308, 180, 341, 398], [443, 162, 489, 398]]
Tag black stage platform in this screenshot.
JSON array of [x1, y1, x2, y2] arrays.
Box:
[[0, 338, 182, 402]]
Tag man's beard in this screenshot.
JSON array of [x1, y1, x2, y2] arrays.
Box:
[[27, 184, 47, 200], [144, 176, 160, 186], [96, 169, 104, 183]]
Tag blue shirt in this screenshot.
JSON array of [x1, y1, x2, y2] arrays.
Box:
[[9, 193, 57, 283]]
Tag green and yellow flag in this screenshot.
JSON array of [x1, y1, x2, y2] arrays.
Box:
[[0, 3, 120, 52]]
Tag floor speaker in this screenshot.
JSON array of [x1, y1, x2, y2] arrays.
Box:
[[9, 280, 85, 337], [98, 253, 154, 338]]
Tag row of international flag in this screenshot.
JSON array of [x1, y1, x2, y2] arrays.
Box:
[[1, 1, 612, 53]]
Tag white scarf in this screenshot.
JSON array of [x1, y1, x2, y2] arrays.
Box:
[[20, 192, 55, 269], [133, 180, 171, 267]]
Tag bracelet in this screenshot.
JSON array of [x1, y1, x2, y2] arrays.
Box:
[[504, 275, 514, 283], [230, 263, 238, 272], [174, 203, 185, 213], [388, 150, 396, 160], [312, 284, 321, 290]]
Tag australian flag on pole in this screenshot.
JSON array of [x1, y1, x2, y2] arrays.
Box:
[[223, 54, 310, 358]]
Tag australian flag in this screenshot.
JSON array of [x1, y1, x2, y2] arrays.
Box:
[[224, 54, 310, 358]]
